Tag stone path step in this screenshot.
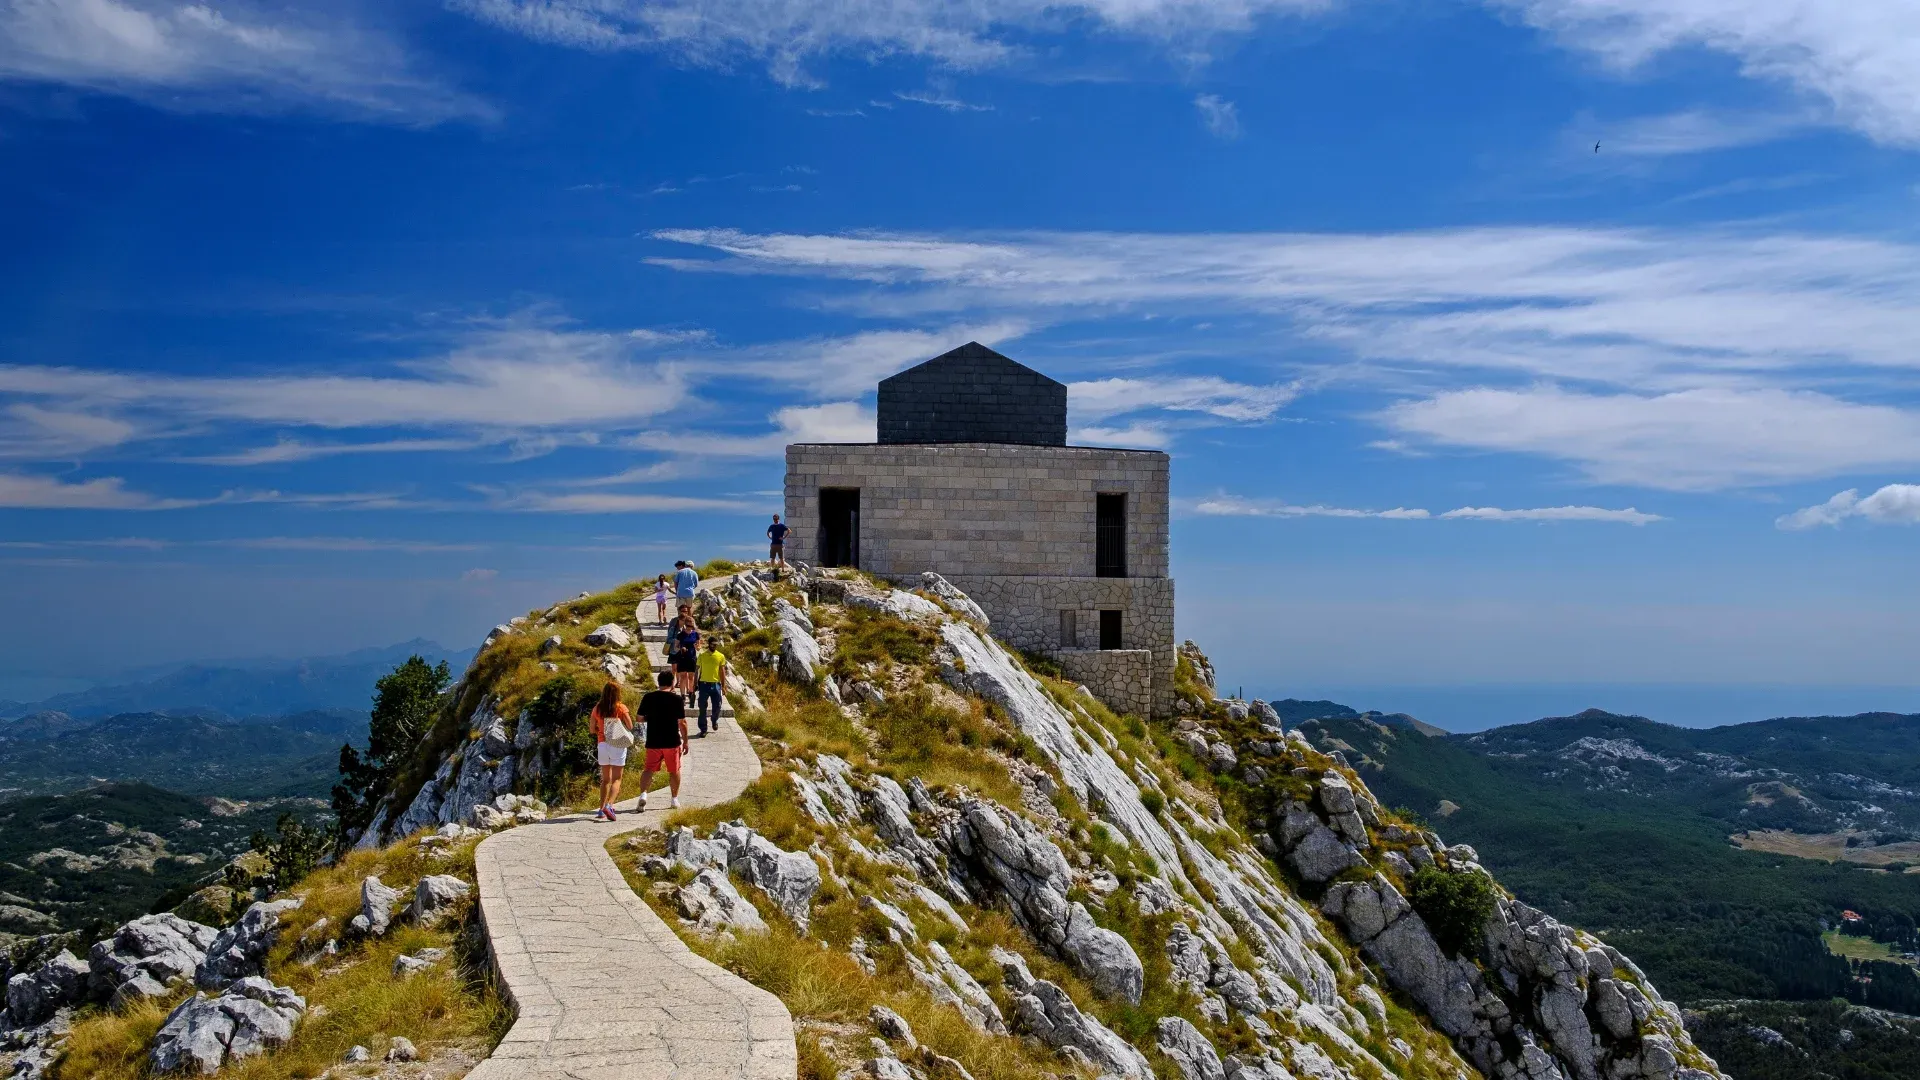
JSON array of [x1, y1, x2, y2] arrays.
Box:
[[469, 577, 790, 1079]]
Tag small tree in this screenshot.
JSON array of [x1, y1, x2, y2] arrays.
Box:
[[332, 655, 451, 839], [246, 813, 334, 892], [1408, 864, 1497, 957]]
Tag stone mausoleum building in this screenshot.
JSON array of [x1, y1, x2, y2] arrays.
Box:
[[783, 342, 1176, 719]]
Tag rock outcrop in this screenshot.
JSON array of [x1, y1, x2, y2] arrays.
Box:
[[150, 977, 306, 1075], [196, 898, 301, 990]]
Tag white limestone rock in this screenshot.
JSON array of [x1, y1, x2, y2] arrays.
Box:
[[585, 623, 633, 649], [149, 978, 305, 1075], [408, 875, 472, 927], [1157, 1016, 1226, 1080], [347, 876, 403, 938], [5, 951, 88, 1026], [675, 869, 768, 933], [88, 914, 218, 1002], [717, 823, 821, 932], [920, 573, 989, 626], [195, 899, 300, 990], [777, 618, 823, 683]]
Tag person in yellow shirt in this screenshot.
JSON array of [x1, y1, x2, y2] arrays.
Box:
[[694, 637, 729, 736]]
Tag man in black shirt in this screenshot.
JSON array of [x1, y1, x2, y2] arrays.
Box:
[[767, 513, 789, 573], [635, 671, 690, 810]]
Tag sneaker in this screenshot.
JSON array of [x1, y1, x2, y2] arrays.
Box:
[[637, 793, 649, 811], [592, 808, 607, 821], [605, 806, 618, 820], [670, 797, 682, 809]]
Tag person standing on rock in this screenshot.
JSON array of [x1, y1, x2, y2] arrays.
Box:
[[767, 514, 789, 573], [652, 574, 669, 624], [674, 560, 699, 610], [636, 671, 690, 810], [671, 609, 701, 704], [695, 636, 729, 736], [590, 681, 634, 821]]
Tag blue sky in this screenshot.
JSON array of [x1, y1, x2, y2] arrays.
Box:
[[3, 0, 1920, 721]]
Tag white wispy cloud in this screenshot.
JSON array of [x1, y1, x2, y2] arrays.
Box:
[[216, 536, 481, 553], [1777, 483, 1920, 529], [1495, 0, 1920, 146], [1191, 493, 1661, 523], [630, 401, 876, 459], [1194, 93, 1240, 139], [1191, 494, 1432, 519], [0, 323, 689, 465], [481, 490, 760, 513], [0, 0, 487, 121], [1072, 423, 1170, 448], [712, 322, 1033, 398], [0, 471, 206, 510], [1439, 504, 1663, 524], [1069, 376, 1296, 422], [179, 436, 485, 466], [451, 0, 1330, 86], [0, 404, 139, 459], [652, 225, 1920, 490], [1381, 385, 1920, 490], [894, 89, 992, 112], [1590, 107, 1812, 156]]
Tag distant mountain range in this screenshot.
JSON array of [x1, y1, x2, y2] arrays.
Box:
[[1294, 704, 1920, 1080], [0, 709, 364, 801], [0, 638, 472, 722]]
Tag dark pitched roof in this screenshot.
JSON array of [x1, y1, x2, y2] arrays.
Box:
[[876, 342, 1068, 446]]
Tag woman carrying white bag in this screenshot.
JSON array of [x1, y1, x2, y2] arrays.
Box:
[[592, 681, 635, 821]]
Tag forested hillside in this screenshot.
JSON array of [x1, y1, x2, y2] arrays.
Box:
[[1296, 708, 1920, 1080]]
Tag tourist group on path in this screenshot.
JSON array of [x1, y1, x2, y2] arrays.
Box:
[[593, 558, 734, 822]]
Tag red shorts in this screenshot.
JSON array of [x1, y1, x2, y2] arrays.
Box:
[[643, 747, 682, 775]]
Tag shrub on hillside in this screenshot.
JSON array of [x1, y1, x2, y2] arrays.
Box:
[[332, 655, 451, 841], [1408, 865, 1496, 956]]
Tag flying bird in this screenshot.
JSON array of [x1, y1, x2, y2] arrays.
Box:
[[1594, 141, 1601, 153]]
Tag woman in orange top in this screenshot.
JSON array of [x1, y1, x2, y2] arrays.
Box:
[[591, 681, 633, 821]]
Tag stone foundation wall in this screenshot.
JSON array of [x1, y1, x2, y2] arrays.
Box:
[[1055, 649, 1155, 720], [943, 576, 1175, 720]]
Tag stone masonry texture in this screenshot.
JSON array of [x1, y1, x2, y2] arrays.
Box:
[[784, 440, 1176, 719], [877, 342, 1068, 446]]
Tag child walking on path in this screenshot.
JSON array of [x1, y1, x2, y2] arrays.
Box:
[[636, 671, 690, 810], [590, 681, 633, 821], [671, 608, 701, 704], [695, 636, 728, 736], [652, 574, 669, 624]]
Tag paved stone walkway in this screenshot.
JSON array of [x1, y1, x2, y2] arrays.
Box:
[[469, 585, 795, 1079]]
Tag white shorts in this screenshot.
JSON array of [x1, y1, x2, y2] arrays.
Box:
[[597, 741, 628, 767]]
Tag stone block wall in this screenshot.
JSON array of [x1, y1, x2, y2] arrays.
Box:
[[783, 443, 1169, 578], [784, 442, 1177, 719], [1056, 650, 1155, 720]]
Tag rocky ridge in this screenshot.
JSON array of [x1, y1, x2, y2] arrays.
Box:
[[292, 563, 1726, 1080]]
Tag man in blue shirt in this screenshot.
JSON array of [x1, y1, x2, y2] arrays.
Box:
[[673, 561, 699, 611], [767, 514, 789, 573]]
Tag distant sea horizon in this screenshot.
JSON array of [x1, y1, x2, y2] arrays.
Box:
[[1241, 684, 1920, 734]]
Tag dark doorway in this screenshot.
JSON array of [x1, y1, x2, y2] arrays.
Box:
[[1096, 493, 1127, 578], [1099, 609, 1123, 650], [819, 488, 860, 568]]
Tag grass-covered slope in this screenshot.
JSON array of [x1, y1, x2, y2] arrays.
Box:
[[44, 822, 505, 1080]]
